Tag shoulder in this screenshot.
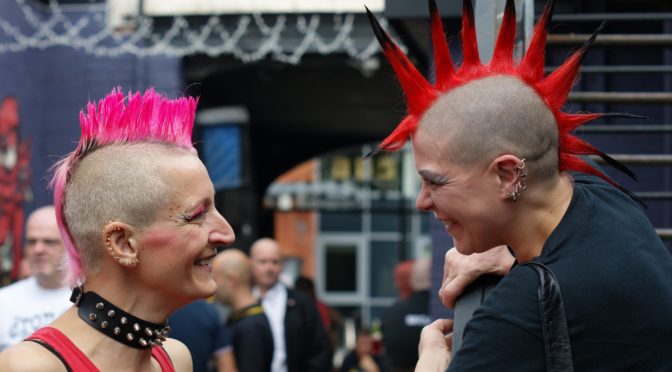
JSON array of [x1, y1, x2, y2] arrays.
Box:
[[475, 265, 541, 324], [286, 288, 313, 306], [0, 340, 68, 372], [0, 279, 30, 298], [162, 338, 193, 372]]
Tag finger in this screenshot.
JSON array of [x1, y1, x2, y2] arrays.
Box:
[[429, 318, 454, 332], [440, 273, 474, 309], [445, 332, 453, 350]]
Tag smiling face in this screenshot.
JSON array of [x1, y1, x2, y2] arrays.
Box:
[[135, 152, 235, 302], [411, 75, 560, 254], [412, 130, 504, 255]]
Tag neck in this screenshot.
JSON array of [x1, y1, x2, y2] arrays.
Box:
[[35, 273, 65, 289], [70, 286, 171, 349], [256, 282, 277, 298], [508, 174, 573, 262], [85, 269, 183, 324], [232, 289, 258, 311]]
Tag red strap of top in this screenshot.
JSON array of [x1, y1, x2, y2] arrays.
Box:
[[26, 326, 175, 372], [151, 343, 175, 372], [26, 327, 99, 371]]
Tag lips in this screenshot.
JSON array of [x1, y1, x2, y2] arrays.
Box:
[[194, 253, 216, 267]]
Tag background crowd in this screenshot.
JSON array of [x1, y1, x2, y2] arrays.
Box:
[[0, 205, 431, 371]]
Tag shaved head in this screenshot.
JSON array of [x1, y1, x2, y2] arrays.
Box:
[[417, 75, 559, 182], [409, 258, 431, 292], [213, 248, 252, 287], [63, 143, 195, 277]]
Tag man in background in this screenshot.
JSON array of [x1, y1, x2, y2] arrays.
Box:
[[381, 258, 432, 372], [0, 205, 70, 351], [169, 299, 235, 372], [250, 237, 332, 372], [214, 248, 273, 372]]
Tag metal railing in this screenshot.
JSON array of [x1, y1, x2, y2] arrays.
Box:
[[549, 10, 672, 243], [568, 92, 672, 103]]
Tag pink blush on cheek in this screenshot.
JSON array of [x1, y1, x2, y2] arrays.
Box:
[[141, 229, 176, 249]]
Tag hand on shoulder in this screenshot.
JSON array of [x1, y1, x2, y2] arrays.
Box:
[[440, 246, 514, 308], [0, 340, 68, 372]]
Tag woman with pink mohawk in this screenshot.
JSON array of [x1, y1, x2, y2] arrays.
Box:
[[0, 87, 236, 371], [367, 0, 672, 370]]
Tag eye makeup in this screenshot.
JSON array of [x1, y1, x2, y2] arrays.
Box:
[[419, 169, 451, 186], [183, 205, 207, 222]]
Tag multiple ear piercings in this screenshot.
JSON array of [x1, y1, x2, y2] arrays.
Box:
[[506, 159, 527, 202], [105, 226, 139, 267]]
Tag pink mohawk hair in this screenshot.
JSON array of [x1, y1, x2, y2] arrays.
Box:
[[51, 87, 199, 286], [366, 0, 642, 201]]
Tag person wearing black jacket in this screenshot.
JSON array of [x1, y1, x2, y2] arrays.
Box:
[[250, 238, 332, 372]]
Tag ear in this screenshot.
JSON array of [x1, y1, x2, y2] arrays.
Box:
[[101, 221, 140, 268], [490, 155, 524, 200]]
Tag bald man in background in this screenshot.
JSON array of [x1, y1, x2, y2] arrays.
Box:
[[249, 238, 332, 372], [214, 248, 273, 372], [0, 206, 71, 351]]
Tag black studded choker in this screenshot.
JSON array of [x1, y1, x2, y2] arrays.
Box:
[[70, 287, 171, 349]]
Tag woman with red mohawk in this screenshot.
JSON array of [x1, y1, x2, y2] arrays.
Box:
[[0, 88, 236, 371], [367, 0, 672, 370]]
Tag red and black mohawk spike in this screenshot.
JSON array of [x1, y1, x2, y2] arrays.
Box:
[[490, 0, 517, 72], [366, 0, 643, 203], [429, 0, 458, 90], [458, 0, 482, 76], [518, 0, 556, 82], [365, 6, 436, 157]]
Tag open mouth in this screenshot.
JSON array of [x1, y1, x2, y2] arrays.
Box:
[[194, 254, 215, 268]]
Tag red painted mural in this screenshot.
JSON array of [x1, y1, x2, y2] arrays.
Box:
[[0, 96, 31, 285]]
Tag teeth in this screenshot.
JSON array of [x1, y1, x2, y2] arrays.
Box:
[[195, 257, 212, 266]]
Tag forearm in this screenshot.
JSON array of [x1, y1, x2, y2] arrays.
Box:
[[415, 351, 451, 372]]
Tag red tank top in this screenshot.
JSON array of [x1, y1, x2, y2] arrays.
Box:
[[25, 327, 175, 372]]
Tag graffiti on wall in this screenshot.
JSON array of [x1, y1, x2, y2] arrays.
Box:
[[0, 96, 31, 285]]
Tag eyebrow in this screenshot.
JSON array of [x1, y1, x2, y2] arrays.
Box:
[[418, 169, 450, 184], [183, 197, 213, 215]]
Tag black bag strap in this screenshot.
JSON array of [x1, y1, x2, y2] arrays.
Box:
[[522, 262, 574, 372], [451, 263, 573, 372]]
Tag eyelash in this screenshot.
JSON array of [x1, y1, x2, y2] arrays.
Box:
[[185, 208, 208, 222], [424, 179, 444, 187]]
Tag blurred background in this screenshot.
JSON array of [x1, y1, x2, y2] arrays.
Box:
[[1, 0, 671, 366]]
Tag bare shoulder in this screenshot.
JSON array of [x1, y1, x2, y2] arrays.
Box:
[[162, 338, 193, 372], [0, 341, 67, 372]]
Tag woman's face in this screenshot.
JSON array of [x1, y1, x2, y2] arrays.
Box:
[[136, 153, 235, 302], [412, 131, 504, 255]]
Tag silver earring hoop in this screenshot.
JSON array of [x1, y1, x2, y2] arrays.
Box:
[[507, 159, 527, 202]]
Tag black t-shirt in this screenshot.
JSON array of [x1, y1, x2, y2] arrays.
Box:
[[380, 290, 431, 368], [450, 175, 672, 371], [228, 304, 274, 372]]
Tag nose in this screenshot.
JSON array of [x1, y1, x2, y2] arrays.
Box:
[[30, 240, 46, 255], [209, 210, 236, 247], [415, 183, 433, 212]]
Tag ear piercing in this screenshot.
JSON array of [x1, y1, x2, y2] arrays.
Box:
[[506, 159, 527, 201]]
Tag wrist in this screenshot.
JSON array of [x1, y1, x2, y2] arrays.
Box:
[[415, 352, 450, 372]]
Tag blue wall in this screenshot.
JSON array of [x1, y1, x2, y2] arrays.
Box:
[[0, 1, 183, 214]]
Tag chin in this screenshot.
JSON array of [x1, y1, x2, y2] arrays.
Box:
[[188, 278, 217, 300], [453, 239, 484, 256]]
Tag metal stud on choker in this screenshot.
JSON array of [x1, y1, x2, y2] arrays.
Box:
[[70, 287, 170, 349]]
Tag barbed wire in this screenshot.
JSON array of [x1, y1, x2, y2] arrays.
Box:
[[0, 0, 396, 65]]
